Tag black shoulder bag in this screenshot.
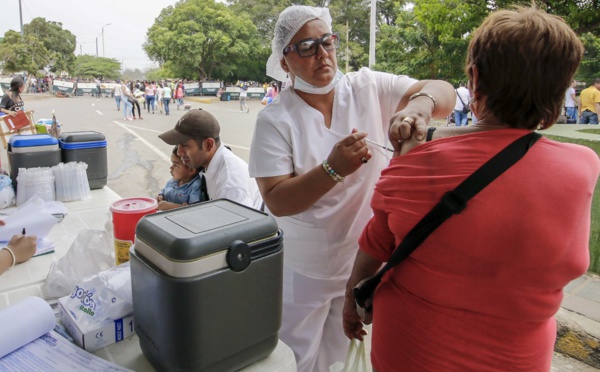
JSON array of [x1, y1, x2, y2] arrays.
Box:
[[353, 131, 541, 321]]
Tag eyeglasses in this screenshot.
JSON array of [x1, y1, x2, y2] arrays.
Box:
[[283, 33, 340, 58]]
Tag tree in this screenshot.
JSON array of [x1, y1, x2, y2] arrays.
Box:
[[0, 30, 50, 75], [122, 68, 145, 81], [24, 18, 76, 73], [577, 33, 600, 84], [0, 17, 76, 76], [72, 55, 121, 79], [144, 0, 262, 81]]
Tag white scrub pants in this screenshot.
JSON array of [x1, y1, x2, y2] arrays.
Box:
[[280, 264, 350, 372]]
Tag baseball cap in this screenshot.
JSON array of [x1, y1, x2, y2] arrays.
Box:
[[158, 109, 220, 145]]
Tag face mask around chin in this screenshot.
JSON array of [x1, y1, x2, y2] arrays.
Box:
[[293, 70, 344, 94]]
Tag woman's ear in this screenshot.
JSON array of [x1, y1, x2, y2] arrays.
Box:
[[280, 58, 289, 74]]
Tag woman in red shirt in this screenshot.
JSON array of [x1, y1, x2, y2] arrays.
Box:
[[343, 7, 600, 371]]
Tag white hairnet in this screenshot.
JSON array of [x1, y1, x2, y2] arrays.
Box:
[[266, 6, 332, 82]]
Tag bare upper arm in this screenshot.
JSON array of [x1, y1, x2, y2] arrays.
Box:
[[256, 174, 294, 200]]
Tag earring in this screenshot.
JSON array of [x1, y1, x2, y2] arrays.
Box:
[[286, 73, 289, 79]]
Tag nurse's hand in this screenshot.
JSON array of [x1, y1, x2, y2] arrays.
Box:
[[326, 129, 371, 177], [388, 111, 428, 157]]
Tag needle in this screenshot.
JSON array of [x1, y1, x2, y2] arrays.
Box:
[[328, 130, 394, 152]]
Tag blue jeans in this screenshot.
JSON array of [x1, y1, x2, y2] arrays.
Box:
[[566, 107, 577, 122], [454, 110, 468, 126], [146, 96, 155, 113], [163, 98, 170, 115], [579, 110, 599, 124], [122, 99, 132, 119], [115, 96, 121, 110]]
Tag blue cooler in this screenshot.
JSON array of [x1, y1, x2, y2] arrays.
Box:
[[8, 134, 61, 188], [59, 131, 107, 189]]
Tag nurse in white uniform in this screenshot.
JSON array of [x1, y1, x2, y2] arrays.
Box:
[[248, 5, 454, 371]]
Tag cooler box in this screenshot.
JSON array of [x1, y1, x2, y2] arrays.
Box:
[[8, 134, 61, 188], [130, 200, 283, 372], [59, 131, 107, 189]]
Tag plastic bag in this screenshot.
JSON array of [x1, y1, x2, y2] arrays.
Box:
[[330, 339, 369, 372], [0, 175, 15, 209], [61, 263, 132, 326], [42, 229, 115, 300]]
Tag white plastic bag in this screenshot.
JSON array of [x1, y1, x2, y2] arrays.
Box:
[[0, 175, 15, 209], [42, 229, 114, 300], [330, 339, 369, 372], [61, 263, 132, 326]]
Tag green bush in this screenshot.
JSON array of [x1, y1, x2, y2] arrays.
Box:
[[543, 133, 600, 274]]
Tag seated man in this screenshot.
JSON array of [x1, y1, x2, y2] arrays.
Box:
[[159, 109, 263, 209]]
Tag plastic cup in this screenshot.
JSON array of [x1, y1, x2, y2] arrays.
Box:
[[110, 197, 157, 265]]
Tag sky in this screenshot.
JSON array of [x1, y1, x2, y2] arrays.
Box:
[[0, 0, 180, 72]]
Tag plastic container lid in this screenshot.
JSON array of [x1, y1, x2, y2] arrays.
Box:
[[110, 197, 158, 214], [59, 131, 106, 143], [9, 134, 59, 147]]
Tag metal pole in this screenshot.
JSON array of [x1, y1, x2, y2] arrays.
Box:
[[18, 0, 24, 38], [369, 0, 376, 68], [102, 23, 111, 58]]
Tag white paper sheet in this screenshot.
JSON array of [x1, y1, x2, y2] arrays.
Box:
[[0, 330, 133, 372], [0, 296, 55, 358], [0, 202, 57, 241]]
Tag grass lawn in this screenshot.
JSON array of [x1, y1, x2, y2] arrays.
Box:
[[543, 133, 600, 274]]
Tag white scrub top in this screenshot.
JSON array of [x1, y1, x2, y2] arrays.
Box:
[[249, 67, 416, 278]]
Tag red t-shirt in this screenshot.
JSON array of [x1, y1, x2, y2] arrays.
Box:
[[360, 129, 599, 371]]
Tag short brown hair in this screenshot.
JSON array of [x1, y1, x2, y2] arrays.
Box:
[[466, 7, 583, 129]]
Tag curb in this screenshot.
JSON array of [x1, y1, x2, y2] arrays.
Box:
[[555, 308, 600, 369]]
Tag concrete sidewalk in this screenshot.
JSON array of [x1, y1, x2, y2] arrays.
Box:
[[556, 274, 600, 369]]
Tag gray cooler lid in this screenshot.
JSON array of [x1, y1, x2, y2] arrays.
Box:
[[59, 131, 106, 142], [135, 199, 278, 262]]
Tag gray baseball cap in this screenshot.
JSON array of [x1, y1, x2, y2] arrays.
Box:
[[158, 109, 220, 145]]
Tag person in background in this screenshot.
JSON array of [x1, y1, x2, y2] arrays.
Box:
[[114, 81, 122, 111], [162, 83, 172, 116], [157, 83, 164, 114], [578, 78, 600, 124], [159, 109, 262, 209], [95, 78, 102, 98], [343, 7, 599, 371], [157, 146, 204, 211], [454, 81, 471, 126], [0, 222, 37, 276], [131, 82, 144, 120], [175, 82, 184, 110], [0, 77, 25, 117], [145, 81, 156, 115], [565, 80, 578, 123], [239, 84, 249, 113], [248, 5, 454, 371], [120, 80, 133, 121]]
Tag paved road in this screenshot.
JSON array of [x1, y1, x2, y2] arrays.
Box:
[[5, 94, 599, 371], [6, 94, 261, 199]]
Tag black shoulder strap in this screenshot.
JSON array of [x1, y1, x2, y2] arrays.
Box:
[[354, 132, 541, 308]]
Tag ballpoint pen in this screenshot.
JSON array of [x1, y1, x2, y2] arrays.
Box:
[[328, 129, 394, 152]]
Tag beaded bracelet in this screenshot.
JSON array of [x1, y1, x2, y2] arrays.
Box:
[[322, 160, 345, 183], [1, 246, 16, 268], [408, 92, 437, 113]]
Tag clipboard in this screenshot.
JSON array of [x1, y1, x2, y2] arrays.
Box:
[[2, 110, 31, 132]]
